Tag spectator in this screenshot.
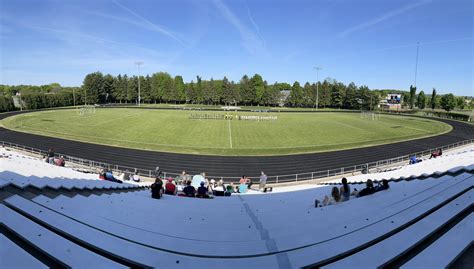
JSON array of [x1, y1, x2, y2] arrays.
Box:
[[315, 187, 342, 207], [352, 179, 376, 197], [151, 178, 163, 199], [99, 169, 106, 180], [164, 178, 177, 195], [196, 182, 209, 198], [209, 179, 216, 192], [214, 180, 225, 196], [340, 177, 351, 201], [225, 183, 233, 196], [183, 180, 196, 197], [259, 171, 267, 191], [47, 148, 55, 164], [430, 149, 442, 159], [239, 175, 247, 185], [375, 179, 390, 192], [409, 155, 422, 164], [118, 171, 126, 181], [154, 166, 162, 178], [55, 156, 65, 167], [132, 173, 140, 182], [105, 170, 123, 183], [246, 177, 253, 189], [178, 170, 188, 185]]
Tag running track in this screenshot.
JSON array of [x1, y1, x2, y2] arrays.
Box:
[[1, 109, 473, 181]]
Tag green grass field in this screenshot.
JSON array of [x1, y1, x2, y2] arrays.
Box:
[[1, 108, 452, 156]]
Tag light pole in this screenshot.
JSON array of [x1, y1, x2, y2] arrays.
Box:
[[135, 61, 143, 106], [414, 42, 419, 87], [314, 67, 322, 109]]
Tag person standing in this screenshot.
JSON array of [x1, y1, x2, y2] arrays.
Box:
[[259, 171, 267, 192]]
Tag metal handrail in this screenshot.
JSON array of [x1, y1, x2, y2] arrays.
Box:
[[1, 139, 472, 184]]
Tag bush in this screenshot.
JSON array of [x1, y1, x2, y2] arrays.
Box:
[[0, 96, 15, 112]]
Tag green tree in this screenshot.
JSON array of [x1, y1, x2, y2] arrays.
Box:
[[331, 82, 344, 108], [82, 72, 104, 104], [239, 75, 254, 105], [409, 85, 417, 109], [440, 94, 456, 111], [141, 75, 152, 103], [174, 76, 186, 103], [251, 74, 265, 105], [416, 90, 426, 109], [456, 96, 465, 109], [287, 81, 303, 107], [430, 88, 437, 110], [102, 74, 114, 103]]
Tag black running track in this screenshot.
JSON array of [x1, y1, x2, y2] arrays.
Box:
[[1, 109, 473, 180]]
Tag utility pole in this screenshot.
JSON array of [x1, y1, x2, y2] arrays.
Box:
[[414, 42, 419, 87], [135, 61, 143, 106], [314, 67, 322, 109]]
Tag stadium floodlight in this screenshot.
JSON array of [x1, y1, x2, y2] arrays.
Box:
[[314, 66, 322, 109], [135, 61, 144, 106], [414, 42, 419, 87]]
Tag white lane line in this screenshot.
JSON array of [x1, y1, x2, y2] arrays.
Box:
[[228, 119, 233, 149]]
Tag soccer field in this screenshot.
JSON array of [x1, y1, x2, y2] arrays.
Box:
[[1, 108, 451, 156]]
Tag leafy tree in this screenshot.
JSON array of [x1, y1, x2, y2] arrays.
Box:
[[287, 81, 303, 107], [409, 85, 416, 109], [102, 74, 114, 103], [239, 75, 254, 105], [331, 82, 344, 108], [430, 88, 437, 110], [456, 96, 465, 109], [416, 90, 426, 109], [251, 74, 265, 105], [141, 75, 152, 103], [174, 76, 186, 103], [343, 82, 357, 109], [440, 94, 456, 111], [82, 72, 104, 104]]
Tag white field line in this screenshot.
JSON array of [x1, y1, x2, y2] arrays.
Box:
[[228, 119, 233, 149]]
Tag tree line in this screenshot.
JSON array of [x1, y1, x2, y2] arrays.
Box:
[[0, 72, 471, 112]]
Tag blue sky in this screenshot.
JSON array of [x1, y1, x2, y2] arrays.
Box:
[[0, 0, 472, 95]]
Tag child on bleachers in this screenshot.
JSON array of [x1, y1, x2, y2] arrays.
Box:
[[315, 187, 342, 207], [340, 177, 351, 201]]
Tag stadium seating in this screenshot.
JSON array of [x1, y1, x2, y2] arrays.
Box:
[[0, 146, 472, 268], [321, 146, 473, 184]]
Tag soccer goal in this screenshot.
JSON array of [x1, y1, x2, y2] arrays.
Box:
[[77, 105, 96, 116]]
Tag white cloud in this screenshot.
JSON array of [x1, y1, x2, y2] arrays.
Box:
[[213, 0, 268, 56], [338, 0, 432, 38]]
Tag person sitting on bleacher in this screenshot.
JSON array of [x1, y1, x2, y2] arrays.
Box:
[[409, 155, 422, 164], [315, 187, 342, 207], [339, 177, 351, 201], [164, 178, 177, 195], [55, 156, 65, 167], [375, 179, 390, 192], [430, 149, 442, 159], [105, 171, 123, 184], [213, 180, 226, 196], [151, 178, 163, 199], [352, 179, 375, 197], [196, 181, 209, 198], [132, 173, 140, 182], [183, 180, 196, 197], [47, 148, 55, 164]]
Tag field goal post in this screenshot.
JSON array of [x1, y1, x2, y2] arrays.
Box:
[[360, 110, 380, 120], [77, 105, 96, 116]]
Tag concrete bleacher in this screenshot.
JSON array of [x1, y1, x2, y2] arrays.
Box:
[[321, 146, 473, 184], [0, 148, 147, 201], [0, 147, 472, 268]]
